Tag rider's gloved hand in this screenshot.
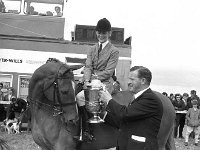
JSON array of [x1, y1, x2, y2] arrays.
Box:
[[76, 91, 85, 106], [83, 80, 91, 89]]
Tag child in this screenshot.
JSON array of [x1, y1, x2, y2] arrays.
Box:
[[185, 99, 200, 146]]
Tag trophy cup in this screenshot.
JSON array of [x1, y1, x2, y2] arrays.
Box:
[[84, 78, 104, 123]]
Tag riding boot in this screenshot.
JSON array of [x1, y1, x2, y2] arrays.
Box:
[[79, 106, 94, 143]]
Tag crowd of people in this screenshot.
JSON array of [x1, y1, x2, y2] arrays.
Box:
[[0, 0, 62, 17], [27, 6, 62, 17], [162, 90, 200, 146]]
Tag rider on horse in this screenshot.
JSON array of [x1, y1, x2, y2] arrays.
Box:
[[76, 18, 119, 142]]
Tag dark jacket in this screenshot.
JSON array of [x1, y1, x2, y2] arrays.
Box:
[[7, 98, 27, 119], [173, 99, 186, 111], [105, 88, 163, 150]]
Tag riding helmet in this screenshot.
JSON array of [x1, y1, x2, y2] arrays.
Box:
[[95, 18, 111, 32]]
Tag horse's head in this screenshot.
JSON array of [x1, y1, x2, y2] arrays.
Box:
[[29, 60, 82, 124]]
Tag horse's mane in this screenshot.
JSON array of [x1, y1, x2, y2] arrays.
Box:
[[46, 58, 59, 64], [28, 59, 66, 98]]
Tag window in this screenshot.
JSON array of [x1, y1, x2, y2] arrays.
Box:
[[0, 0, 22, 14], [0, 74, 13, 96], [24, 0, 63, 17], [18, 75, 31, 100]]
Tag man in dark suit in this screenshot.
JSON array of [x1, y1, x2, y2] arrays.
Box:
[[100, 66, 165, 150]]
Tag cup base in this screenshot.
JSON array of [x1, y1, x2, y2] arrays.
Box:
[[88, 116, 104, 123]]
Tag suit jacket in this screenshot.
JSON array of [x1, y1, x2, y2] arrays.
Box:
[[105, 88, 163, 150], [84, 42, 119, 84]]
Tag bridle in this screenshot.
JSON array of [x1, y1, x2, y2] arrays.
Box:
[[31, 64, 77, 117], [50, 73, 77, 116]]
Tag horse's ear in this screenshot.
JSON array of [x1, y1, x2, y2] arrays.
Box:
[[69, 65, 84, 71]]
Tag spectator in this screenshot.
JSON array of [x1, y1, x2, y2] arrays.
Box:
[[3, 87, 16, 101], [27, 6, 38, 15], [6, 97, 27, 132], [187, 90, 200, 139], [184, 99, 200, 146], [46, 11, 53, 16], [162, 92, 168, 97], [55, 6, 62, 17], [183, 93, 189, 110], [178, 93, 189, 139], [169, 93, 176, 106], [187, 90, 200, 108], [11, 98, 27, 118], [0, 0, 6, 13], [173, 93, 185, 138]]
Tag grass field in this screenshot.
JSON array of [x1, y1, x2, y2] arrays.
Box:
[[0, 130, 199, 150]]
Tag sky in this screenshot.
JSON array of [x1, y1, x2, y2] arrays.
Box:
[[63, 0, 200, 95]]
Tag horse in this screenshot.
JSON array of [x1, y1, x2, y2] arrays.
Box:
[[78, 90, 176, 150], [29, 59, 81, 150], [29, 58, 175, 150]]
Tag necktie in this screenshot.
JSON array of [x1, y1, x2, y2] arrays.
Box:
[[98, 43, 102, 55]]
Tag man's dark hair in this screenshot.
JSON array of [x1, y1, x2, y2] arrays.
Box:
[[130, 66, 152, 85], [162, 92, 168, 96], [183, 93, 189, 97], [175, 93, 182, 99], [191, 90, 196, 95]]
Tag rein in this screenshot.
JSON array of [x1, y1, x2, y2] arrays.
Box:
[[29, 98, 65, 117]]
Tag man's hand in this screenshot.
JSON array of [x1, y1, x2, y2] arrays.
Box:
[[99, 89, 112, 105]]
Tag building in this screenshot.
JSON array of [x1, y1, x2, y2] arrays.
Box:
[[0, 0, 132, 100]]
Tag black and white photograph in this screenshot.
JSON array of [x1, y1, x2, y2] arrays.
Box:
[[1, 0, 200, 150]]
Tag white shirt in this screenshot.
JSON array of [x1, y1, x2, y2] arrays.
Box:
[[99, 40, 109, 49], [134, 87, 150, 99]]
